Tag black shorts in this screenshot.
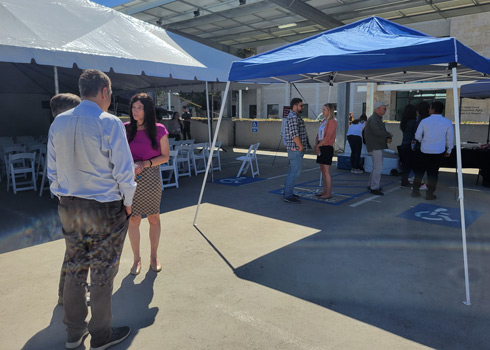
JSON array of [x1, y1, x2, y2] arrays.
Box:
[[316, 145, 333, 165]]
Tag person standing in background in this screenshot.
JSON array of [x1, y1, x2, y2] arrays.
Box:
[[346, 114, 367, 174], [364, 101, 393, 196], [398, 104, 417, 187], [283, 98, 308, 204], [181, 106, 192, 140], [49, 93, 82, 307], [411, 101, 454, 200], [315, 103, 337, 199]]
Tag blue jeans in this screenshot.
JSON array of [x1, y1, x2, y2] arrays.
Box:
[[284, 150, 305, 198]]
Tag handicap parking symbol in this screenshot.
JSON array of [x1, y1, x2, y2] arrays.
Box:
[[398, 203, 482, 228], [217, 176, 265, 186]]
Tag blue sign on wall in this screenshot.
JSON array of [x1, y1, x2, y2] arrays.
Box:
[[251, 121, 258, 132], [398, 203, 482, 228]]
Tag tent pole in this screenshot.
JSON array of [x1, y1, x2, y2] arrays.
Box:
[[193, 81, 230, 226], [54, 66, 59, 95], [205, 81, 214, 182], [205, 81, 212, 145], [452, 66, 471, 306]]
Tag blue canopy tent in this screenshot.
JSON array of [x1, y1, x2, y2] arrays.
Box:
[[195, 16, 490, 305], [461, 79, 490, 99]]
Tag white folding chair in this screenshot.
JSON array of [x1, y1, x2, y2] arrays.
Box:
[[26, 143, 47, 180], [9, 152, 37, 194], [175, 144, 192, 177], [160, 150, 179, 190], [191, 142, 208, 175], [236, 143, 260, 178], [15, 136, 36, 144], [39, 156, 54, 198], [205, 141, 222, 172], [181, 139, 194, 146], [168, 138, 177, 149], [4, 144, 25, 187]]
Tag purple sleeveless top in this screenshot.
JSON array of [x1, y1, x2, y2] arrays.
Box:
[[125, 123, 168, 161]]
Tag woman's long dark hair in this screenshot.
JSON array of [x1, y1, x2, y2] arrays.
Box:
[[400, 104, 417, 131], [126, 93, 158, 150], [416, 101, 431, 127]]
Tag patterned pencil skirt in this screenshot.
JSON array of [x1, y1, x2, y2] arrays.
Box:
[[131, 166, 161, 217]]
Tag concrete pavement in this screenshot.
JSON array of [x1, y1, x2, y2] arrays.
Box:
[[1, 148, 490, 349]]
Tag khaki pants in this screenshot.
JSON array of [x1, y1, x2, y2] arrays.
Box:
[[58, 197, 129, 347], [368, 149, 383, 190]]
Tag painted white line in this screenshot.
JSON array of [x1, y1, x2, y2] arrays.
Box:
[[349, 186, 400, 207], [350, 196, 378, 207], [449, 186, 484, 192]]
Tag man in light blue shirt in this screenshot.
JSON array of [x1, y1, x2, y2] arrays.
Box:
[[412, 101, 454, 200], [47, 69, 136, 350]]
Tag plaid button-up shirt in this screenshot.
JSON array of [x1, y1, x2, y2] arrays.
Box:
[[284, 110, 308, 151]]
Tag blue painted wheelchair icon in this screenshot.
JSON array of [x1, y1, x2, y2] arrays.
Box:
[[217, 176, 265, 186], [398, 203, 482, 228], [414, 208, 459, 222]]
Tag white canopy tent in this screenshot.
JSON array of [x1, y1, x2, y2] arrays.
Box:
[[0, 0, 239, 137], [0, 0, 238, 83], [195, 17, 490, 305]]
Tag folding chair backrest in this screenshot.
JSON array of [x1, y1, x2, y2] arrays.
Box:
[[9, 152, 36, 165]]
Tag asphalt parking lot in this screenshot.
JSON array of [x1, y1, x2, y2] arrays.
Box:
[[1, 147, 490, 350]]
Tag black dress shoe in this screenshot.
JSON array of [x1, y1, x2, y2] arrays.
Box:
[[370, 189, 384, 196], [367, 186, 383, 191], [411, 190, 421, 198], [426, 193, 437, 200]]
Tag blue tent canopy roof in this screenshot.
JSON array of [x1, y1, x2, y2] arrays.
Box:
[[460, 79, 490, 98], [228, 17, 490, 84]]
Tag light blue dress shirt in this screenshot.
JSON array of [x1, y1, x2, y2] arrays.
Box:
[[47, 100, 136, 206], [415, 114, 454, 154]]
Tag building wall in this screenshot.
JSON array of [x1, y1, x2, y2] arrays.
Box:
[[185, 119, 489, 151]]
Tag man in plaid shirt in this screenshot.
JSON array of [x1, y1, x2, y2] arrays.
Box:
[[283, 98, 308, 203]]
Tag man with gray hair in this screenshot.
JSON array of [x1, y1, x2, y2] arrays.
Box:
[[364, 101, 393, 196], [48, 69, 136, 350]]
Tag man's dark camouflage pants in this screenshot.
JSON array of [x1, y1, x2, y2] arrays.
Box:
[[58, 196, 129, 346]]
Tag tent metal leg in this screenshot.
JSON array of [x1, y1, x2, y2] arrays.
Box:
[[193, 81, 230, 226], [452, 66, 471, 306], [54, 66, 59, 95]]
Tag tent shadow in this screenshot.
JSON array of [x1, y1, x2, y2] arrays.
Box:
[[233, 230, 490, 349]]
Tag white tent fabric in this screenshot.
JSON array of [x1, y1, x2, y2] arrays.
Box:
[[195, 17, 490, 306], [0, 0, 238, 83]]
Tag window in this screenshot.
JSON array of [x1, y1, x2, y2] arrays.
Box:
[[267, 104, 279, 119], [249, 105, 257, 119], [395, 90, 446, 121]]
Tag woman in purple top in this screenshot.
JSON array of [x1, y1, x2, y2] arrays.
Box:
[[125, 93, 170, 275]]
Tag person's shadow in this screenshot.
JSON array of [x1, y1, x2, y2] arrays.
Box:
[[111, 271, 159, 348], [22, 271, 158, 349]]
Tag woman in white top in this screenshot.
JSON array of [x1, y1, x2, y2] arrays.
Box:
[[346, 114, 367, 173]]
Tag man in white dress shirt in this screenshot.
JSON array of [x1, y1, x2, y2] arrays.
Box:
[[48, 69, 136, 350], [411, 101, 454, 200]]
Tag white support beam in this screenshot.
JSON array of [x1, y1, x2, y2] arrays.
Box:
[[357, 81, 474, 92]]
